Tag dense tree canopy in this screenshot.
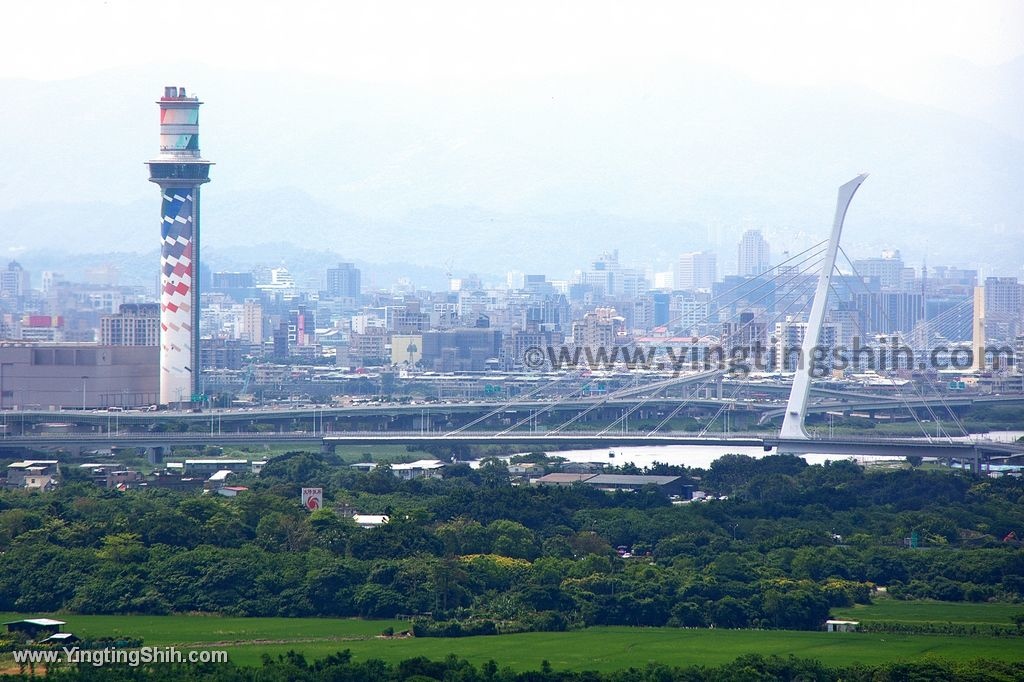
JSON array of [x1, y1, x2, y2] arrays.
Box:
[[0, 452, 1022, 633]]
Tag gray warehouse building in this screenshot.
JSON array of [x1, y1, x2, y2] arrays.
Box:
[[0, 343, 159, 410]]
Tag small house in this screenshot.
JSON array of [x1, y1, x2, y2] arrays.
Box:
[[352, 514, 390, 528], [825, 619, 859, 632], [4, 618, 66, 640], [391, 459, 446, 480], [6, 461, 60, 489], [216, 486, 249, 498]]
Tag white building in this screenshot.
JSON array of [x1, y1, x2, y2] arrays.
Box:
[[737, 229, 770, 277], [774, 317, 838, 372], [853, 250, 907, 291], [675, 252, 717, 292]]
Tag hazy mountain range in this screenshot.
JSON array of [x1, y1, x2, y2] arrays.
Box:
[[1, 59, 1022, 285]]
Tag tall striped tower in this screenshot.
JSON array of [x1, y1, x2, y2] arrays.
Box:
[[147, 86, 212, 406]]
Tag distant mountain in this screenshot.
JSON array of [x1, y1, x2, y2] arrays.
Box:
[[0, 63, 1021, 278], [11, 242, 458, 293], [870, 55, 1024, 142]]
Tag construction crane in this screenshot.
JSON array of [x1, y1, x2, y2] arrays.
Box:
[[236, 360, 257, 405]]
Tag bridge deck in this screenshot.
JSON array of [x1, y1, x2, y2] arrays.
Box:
[[2, 430, 1019, 460]]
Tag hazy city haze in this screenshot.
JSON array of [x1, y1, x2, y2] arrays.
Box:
[[2, 1, 1023, 280]]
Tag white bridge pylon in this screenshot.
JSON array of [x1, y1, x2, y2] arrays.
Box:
[[779, 174, 869, 440]]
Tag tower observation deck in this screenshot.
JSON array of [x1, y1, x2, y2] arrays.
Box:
[[146, 86, 213, 406]]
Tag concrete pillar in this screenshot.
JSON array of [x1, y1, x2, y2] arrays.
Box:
[[146, 445, 165, 465]]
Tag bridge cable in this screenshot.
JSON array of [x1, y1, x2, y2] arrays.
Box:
[[837, 247, 969, 438], [444, 243, 831, 437], [550, 251, 829, 436], [646, 250, 832, 435], [631, 253, 826, 436], [835, 248, 969, 439], [588, 250, 828, 436]]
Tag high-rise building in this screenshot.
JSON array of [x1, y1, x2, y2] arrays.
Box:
[[0, 261, 30, 299], [241, 299, 264, 345], [983, 276, 1023, 343], [675, 252, 717, 291], [506, 270, 526, 290], [650, 292, 671, 327], [41, 271, 63, 294], [853, 250, 906, 290], [209, 271, 257, 302], [669, 294, 709, 336], [737, 230, 770, 277], [572, 307, 625, 350], [774, 318, 837, 372], [524, 275, 555, 296], [326, 262, 362, 299], [580, 251, 648, 299], [287, 305, 316, 348], [853, 292, 923, 336], [101, 304, 160, 346], [146, 86, 213, 405], [722, 311, 768, 350]]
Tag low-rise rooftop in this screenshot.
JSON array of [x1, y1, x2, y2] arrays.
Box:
[[586, 474, 681, 486]]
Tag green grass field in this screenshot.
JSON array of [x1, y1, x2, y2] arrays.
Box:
[[0, 613, 405, 647], [3, 612, 1024, 671], [831, 599, 1024, 626], [225, 627, 1024, 670]]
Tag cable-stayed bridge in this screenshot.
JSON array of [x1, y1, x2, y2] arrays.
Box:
[[3, 175, 1022, 470]]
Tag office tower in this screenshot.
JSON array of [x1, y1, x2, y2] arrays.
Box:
[[326, 262, 362, 299], [580, 251, 647, 298], [0, 261, 30, 299], [853, 250, 906, 290], [675, 252, 717, 291], [737, 229, 770, 276], [146, 86, 213, 405], [853, 291, 923, 336]]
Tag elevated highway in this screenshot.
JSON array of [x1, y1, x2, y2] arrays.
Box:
[[2, 429, 1020, 471], [757, 394, 1024, 425], [6, 392, 1022, 429]]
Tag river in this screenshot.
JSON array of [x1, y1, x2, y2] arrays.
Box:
[[504, 431, 1022, 470]]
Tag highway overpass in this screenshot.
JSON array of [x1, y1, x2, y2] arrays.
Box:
[[2, 429, 1020, 471]]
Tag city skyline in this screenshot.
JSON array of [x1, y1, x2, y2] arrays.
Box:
[[0, 3, 1020, 406]]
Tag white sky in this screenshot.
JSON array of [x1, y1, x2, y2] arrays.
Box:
[[4, 0, 1023, 87]]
